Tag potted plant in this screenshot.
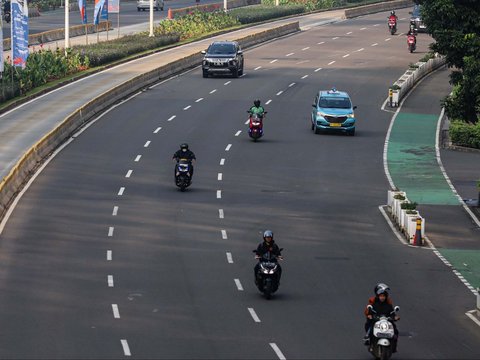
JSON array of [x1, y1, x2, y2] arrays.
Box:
[[391, 192, 406, 221], [400, 201, 417, 230]]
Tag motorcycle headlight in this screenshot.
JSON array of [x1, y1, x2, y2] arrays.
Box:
[[380, 322, 389, 331]]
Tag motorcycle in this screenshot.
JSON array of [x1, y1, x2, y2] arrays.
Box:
[[407, 35, 416, 53], [247, 111, 267, 142], [387, 18, 397, 35], [366, 305, 400, 360], [253, 249, 283, 299], [174, 158, 192, 191]]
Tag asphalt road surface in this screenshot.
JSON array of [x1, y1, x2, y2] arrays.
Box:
[[0, 9, 479, 359]]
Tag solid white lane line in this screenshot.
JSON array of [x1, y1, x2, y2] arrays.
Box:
[[218, 173, 223, 181], [301, 75, 308, 79], [217, 190, 222, 199], [360, 27, 366, 30], [224, 81, 231, 85], [108, 275, 114, 287], [285, 52, 294, 56], [183, 105, 191, 110], [276, 91, 283, 96], [112, 206, 118, 216], [234, 279, 244, 291], [265, 99, 272, 105], [254, 66, 262, 70], [220, 158, 225, 165], [121, 340, 131, 357], [125, 170, 133, 178], [107, 250, 112, 261], [154, 127, 161, 133], [134, 155, 141, 162], [318, 41, 325, 45], [289, 82, 296, 87], [167, 115, 176, 121], [343, 54, 350, 58], [118, 187, 125, 196], [112, 304, 120, 318], [226, 252, 233, 263], [219, 209, 224, 219], [332, 36, 339, 40], [225, 144, 232, 151], [221, 230, 228, 239], [356, 48, 364, 52], [314, 67, 322, 72], [210, 89, 217, 94], [144, 141, 151, 147], [328, 61, 336, 65], [235, 130, 242, 136], [346, 31, 352, 34], [385, 38, 391, 41], [108, 227, 114, 237], [372, 43, 378, 46], [302, 46, 310, 50], [195, 98, 204, 102], [270, 343, 286, 360], [270, 59, 278, 63], [248, 308, 261, 322]]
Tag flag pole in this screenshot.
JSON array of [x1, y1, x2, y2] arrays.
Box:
[[65, 0, 70, 55]]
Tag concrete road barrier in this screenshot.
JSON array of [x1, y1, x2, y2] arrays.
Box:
[[344, 0, 413, 19]]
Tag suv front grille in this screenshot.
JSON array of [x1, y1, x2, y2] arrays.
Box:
[[325, 115, 347, 123]]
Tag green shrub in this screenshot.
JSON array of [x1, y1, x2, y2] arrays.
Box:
[[401, 201, 418, 210], [229, 4, 305, 23], [419, 52, 435, 63], [449, 120, 480, 149]]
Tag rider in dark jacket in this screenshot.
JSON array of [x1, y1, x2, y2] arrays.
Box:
[[254, 230, 283, 284], [173, 143, 196, 176]]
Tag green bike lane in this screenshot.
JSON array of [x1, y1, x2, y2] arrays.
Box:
[[387, 67, 480, 292]]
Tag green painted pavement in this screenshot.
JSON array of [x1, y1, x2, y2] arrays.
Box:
[[387, 112, 460, 205], [439, 249, 480, 290]]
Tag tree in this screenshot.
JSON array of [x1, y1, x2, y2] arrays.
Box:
[[418, 0, 480, 124]]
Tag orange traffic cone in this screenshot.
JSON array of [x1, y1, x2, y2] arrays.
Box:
[[413, 217, 423, 246], [167, 8, 173, 19]]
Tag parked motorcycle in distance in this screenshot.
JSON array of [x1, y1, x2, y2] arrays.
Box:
[[366, 305, 400, 360], [247, 111, 267, 142], [174, 158, 192, 191], [387, 18, 397, 35], [253, 249, 283, 299], [407, 34, 416, 53]]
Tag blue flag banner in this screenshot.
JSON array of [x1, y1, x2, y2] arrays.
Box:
[[79, 0, 87, 24], [11, 0, 29, 68], [94, 0, 107, 25]]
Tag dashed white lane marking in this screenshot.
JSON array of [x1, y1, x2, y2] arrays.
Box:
[[270, 59, 278, 64], [217, 190, 222, 199], [224, 81, 231, 85], [286, 52, 294, 57], [221, 230, 228, 239], [154, 127, 161, 134], [356, 48, 364, 52], [265, 99, 272, 105], [270, 343, 286, 360], [220, 158, 225, 165], [225, 144, 232, 151], [218, 173, 223, 181], [107, 250, 112, 261], [302, 46, 310, 50], [332, 36, 339, 40], [235, 130, 241, 136], [118, 187, 125, 196], [183, 105, 191, 110], [112, 304, 120, 319], [144, 141, 151, 147], [372, 43, 378, 46], [315, 67, 322, 72], [244, 119, 250, 125], [219, 209, 224, 219], [373, 23, 380, 26], [112, 206, 118, 216], [108, 227, 114, 237], [328, 61, 336, 65], [167, 115, 176, 121], [343, 54, 350, 58], [125, 170, 133, 178], [400, 17, 406, 21], [276, 91, 283, 96], [210, 89, 217, 94], [108, 275, 114, 287], [248, 308, 261, 322], [346, 31, 352, 34], [195, 98, 204, 103], [240, 73, 247, 77], [226, 252, 233, 263], [254, 66, 262, 70], [360, 27, 366, 30], [234, 279, 244, 291], [318, 41, 325, 44], [385, 38, 391, 41], [289, 82, 296, 87], [301, 75, 309, 79], [121, 340, 131, 357], [134, 155, 141, 162]]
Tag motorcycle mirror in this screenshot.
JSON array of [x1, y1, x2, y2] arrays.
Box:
[[394, 306, 400, 312], [264, 111, 268, 114], [279, 248, 284, 251], [367, 305, 373, 310], [252, 250, 257, 253]]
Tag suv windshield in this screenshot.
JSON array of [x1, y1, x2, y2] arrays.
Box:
[[412, 4, 421, 18], [208, 43, 236, 55], [318, 97, 352, 109]]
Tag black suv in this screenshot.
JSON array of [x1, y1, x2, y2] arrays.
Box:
[[201, 41, 244, 78]]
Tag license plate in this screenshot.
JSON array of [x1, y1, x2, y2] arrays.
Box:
[[330, 123, 342, 127]]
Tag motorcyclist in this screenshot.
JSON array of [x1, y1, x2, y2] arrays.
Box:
[[172, 143, 196, 176], [254, 230, 283, 284], [388, 10, 398, 26], [248, 99, 265, 117], [407, 29, 417, 46], [363, 283, 400, 352]]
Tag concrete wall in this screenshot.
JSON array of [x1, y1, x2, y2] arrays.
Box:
[[169, 0, 261, 18], [344, 0, 413, 18]]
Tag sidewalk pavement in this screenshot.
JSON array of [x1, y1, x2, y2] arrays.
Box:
[[387, 66, 480, 290]]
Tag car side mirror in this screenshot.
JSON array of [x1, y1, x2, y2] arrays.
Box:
[[312, 104, 316, 107], [353, 105, 357, 110], [394, 306, 400, 312], [238, 50, 243, 55], [409, 11, 412, 14], [201, 50, 206, 55]]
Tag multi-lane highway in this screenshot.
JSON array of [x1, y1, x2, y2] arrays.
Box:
[[0, 8, 479, 359]]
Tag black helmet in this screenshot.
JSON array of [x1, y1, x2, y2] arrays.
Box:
[[180, 143, 189, 151], [374, 283, 390, 296], [390, 10, 395, 15], [254, 99, 261, 107], [263, 230, 273, 240]]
